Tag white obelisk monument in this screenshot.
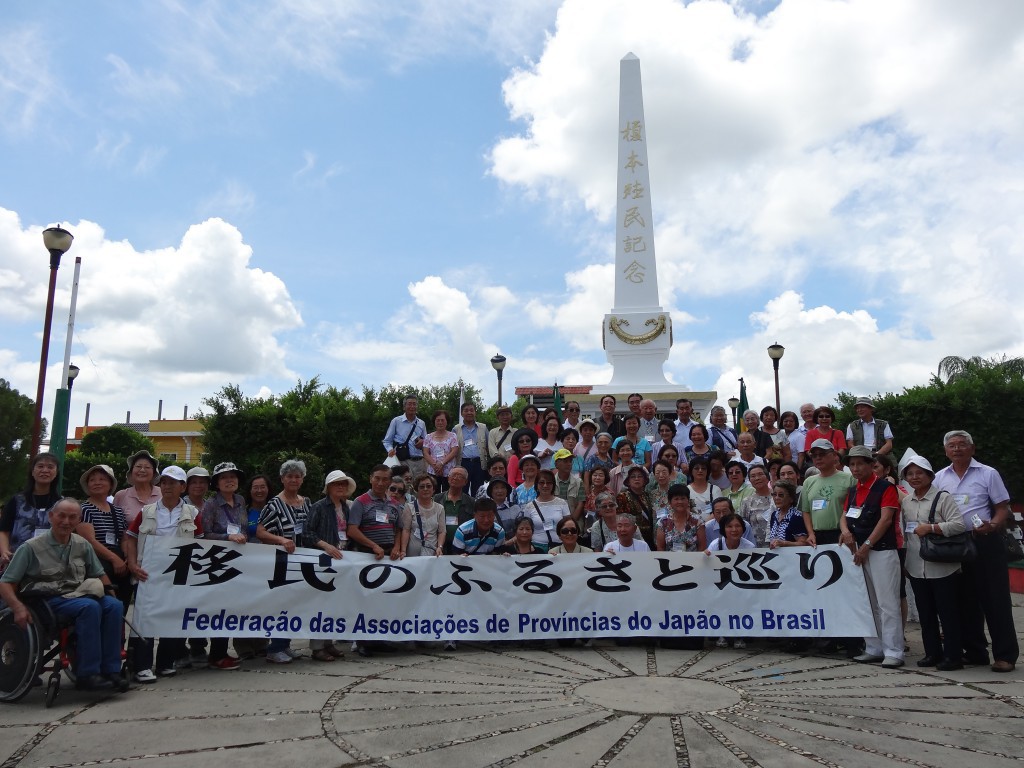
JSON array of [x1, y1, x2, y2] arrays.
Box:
[[594, 53, 673, 393]]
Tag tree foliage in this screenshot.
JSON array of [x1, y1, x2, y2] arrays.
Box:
[[830, 358, 1024, 500], [79, 425, 156, 458], [0, 379, 35, 500], [936, 355, 1024, 385], [198, 378, 499, 497], [61, 426, 200, 498]]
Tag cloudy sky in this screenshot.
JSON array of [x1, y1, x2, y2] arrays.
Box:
[[2, 0, 1023, 436]]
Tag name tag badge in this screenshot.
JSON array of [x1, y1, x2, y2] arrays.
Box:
[[954, 494, 969, 507], [657, 508, 669, 520], [543, 519, 555, 531], [906, 520, 919, 534], [445, 514, 458, 526], [465, 438, 475, 447], [33, 528, 48, 538], [338, 530, 347, 542], [226, 524, 241, 536], [104, 532, 117, 546], [375, 510, 390, 524], [812, 499, 827, 511], [293, 522, 304, 535], [846, 506, 863, 519], [645, 434, 656, 443]]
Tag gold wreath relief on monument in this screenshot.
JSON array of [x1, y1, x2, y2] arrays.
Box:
[[608, 315, 667, 345]]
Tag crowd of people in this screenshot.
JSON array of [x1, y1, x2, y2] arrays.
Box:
[[0, 392, 1018, 692]]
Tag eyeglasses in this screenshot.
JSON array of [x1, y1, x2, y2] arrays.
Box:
[[536, 480, 554, 486], [566, 407, 580, 412], [389, 486, 404, 493], [599, 502, 618, 509], [560, 528, 578, 535]]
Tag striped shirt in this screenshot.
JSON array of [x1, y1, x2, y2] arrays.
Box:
[[347, 492, 399, 549], [451, 520, 505, 554], [79, 501, 128, 552], [258, 496, 311, 542]]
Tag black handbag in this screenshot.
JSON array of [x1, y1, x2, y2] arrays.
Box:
[[918, 490, 976, 563], [1004, 531, 1024, 562], [394, 424, 418, 462]]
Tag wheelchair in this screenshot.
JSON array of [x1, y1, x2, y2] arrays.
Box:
[[0, 593, 129, 706]]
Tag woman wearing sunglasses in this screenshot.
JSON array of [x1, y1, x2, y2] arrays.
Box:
[[548, 515, 594, 555]]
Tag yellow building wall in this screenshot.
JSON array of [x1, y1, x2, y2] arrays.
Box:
[[148, 419, 207, 466]]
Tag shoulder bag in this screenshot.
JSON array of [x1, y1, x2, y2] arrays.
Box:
[[919, 490, 976, 563]]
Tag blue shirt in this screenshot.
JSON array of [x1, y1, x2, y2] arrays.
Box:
[[383, 415, 427, 458], [461, 423, 481, 459], [451, 520, 505, 554]]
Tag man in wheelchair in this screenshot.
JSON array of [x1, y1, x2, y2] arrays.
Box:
[[0, 499, 127, 692]]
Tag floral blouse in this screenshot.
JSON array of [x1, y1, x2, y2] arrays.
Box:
[[659, 514, 701, 552], [423, 431, 459, 477]]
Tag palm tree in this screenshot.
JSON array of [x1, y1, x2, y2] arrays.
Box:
[[936, 355, 1024, 384]]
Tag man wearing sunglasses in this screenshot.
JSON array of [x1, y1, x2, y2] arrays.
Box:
[[561, 401, 582, 430]]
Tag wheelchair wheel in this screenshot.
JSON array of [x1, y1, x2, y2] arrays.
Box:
[[0, 609, 42, 703], [44, 674, 60, 708]]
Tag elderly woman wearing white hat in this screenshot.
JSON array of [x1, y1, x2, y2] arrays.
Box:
[[77, 464, 131, 611], [900, 453, 966, 671], [302, 469, 355, 661]]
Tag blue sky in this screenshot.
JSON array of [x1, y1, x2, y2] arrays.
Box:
[[2, 0, 1023, 437]]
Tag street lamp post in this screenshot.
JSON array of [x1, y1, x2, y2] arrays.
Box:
[[31, 226, 74, 457], [727, 396, 740, 428], [490, 354, 507, 407], [50, 364, 80, 489], [767, 342, 785, 415]]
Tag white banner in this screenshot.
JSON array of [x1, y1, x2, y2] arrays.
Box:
[[135, 537, 874, 641]]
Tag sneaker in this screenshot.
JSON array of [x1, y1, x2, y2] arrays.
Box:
[[266, 651, 293, 664], [173, 657, 192, 669], [733, 639, 746, 649], [284, 647, 303, 659], [156, 667, 177, 678], [208, 656, 241, 670], [853, 653, 884, 664], [133, 669, 157, 684], [443, 640, 457, 651], [882, 657, 905, 668], [715, 637, 728, 648]]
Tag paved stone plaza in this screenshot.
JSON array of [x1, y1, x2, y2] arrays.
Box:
[[3, 601, 1024, 768]]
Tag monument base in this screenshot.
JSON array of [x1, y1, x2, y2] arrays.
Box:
[[601, 311, 672, 389], [514, 385, 718, 425]]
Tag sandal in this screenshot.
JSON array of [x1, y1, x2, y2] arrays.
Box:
[[325, 645, 345, 659], [311, 649, 336, 662]]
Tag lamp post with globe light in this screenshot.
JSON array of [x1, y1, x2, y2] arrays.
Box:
[[727, 396, 740, 428], [767, 342, 785, 415], [30, 226, 74, 458], [490, 354, 507, 406]]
